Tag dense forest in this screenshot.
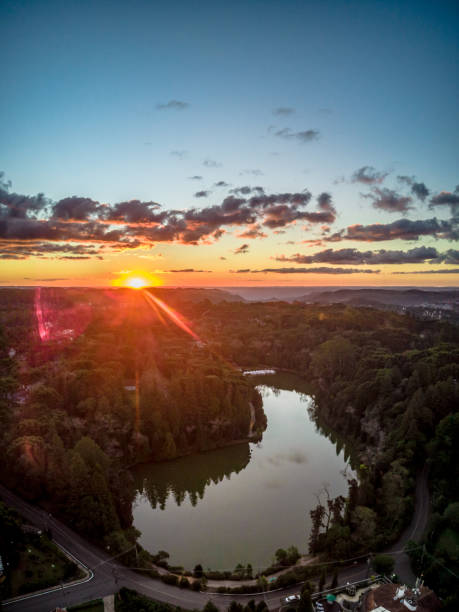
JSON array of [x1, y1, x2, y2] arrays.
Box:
[[0, 287, 458, 604], [183, 294, 459, 602], [0, 288, 265, 556]]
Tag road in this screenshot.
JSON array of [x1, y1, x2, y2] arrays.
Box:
[[0, 467, 430, 611]]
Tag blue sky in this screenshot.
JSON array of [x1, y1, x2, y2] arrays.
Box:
[[0, 0, 458, 286]]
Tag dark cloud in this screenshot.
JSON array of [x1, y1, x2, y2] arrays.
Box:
[[433, 249, 459, 265], [352, 166, 388, 184], [194, 191, 210, 198], [274, 128, 320, 143], [429, 190, 459, 217], [214, 181, 229, 187], [234, 243, 250, 254], [156, 100, 190, 110], [219, 256, 226, 260], [273, 107, 295, 116], [411, 182, 430, 201], [169, 268, 212, 273], [231, 269, 250, 273], [189, 175, 203, 180], [230, 186, 264, 195], [393, 268, 459, 275], [275, 246, 440, 265], [363, 187, 413, 213], [340, 218, 456, 242], [107, 200, 164, 224], [203, 159, 222, 168], [52, 196, 102, 221], [396, 176, 430, 201], [0, 187, 49, 219], [232, 267, 380, 274]]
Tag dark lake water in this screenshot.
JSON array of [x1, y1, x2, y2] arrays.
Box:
[[131, 373, 353, 572]]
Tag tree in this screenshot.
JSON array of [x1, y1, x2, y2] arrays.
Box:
[[298, 582, 314, 612], [318, 568, 326, 591], [372, 554, 395, 576], [330, 569, 338, 588], [194, 563, 203, 578]]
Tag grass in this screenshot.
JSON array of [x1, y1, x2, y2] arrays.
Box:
[[6, 533, 84, 597]]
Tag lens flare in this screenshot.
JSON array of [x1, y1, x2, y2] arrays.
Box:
[[143, 290, 200, 341]]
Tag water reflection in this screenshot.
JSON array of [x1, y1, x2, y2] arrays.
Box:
[[131, 373, 356, 569], [133, 442, 251, 510]]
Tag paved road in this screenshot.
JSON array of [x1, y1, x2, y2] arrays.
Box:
[[0, 467, 430, 612]]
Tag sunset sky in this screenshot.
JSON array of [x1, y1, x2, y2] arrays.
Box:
[[1, 0, 458, 287]]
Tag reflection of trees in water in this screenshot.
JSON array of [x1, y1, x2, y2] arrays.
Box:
[[307, 402, 356, 470], [133, 442, 251, 510]]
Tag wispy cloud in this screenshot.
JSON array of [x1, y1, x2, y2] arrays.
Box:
[[273, 128, 320, 143], [156, 99, 190, 110], [352, 166, 388, 184], [203, 159, 222, 168], [273, 107, 295, 116]]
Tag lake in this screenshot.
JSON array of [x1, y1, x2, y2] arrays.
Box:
[[131, 372, 354, 572]]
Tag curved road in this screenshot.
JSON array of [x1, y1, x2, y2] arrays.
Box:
[[0, 468, 430, 611]]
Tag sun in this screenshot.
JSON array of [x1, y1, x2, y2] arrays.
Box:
[[112, 271, 162, 289], [126, 276, 148, 289]]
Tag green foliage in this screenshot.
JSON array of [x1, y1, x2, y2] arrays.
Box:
[[371, 554, 395, 575]]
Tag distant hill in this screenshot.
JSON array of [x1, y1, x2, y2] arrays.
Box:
[[298, 288, 459, 307], [147, 287, 245, 304]]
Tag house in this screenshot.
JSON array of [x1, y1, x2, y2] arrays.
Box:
[[363, 582, 441, 612]]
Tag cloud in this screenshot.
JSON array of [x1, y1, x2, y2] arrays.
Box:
[[273, 107, 295, 116], [339, 218, 457, 242], [203, 159, 222, 168], [234, 243, 250, 254], [397, 176, 430, 201], [214, 181, 229, 187], [169, 268, 212, 273], [429, 189, 459, 217], [362, 187, 413, 213], [170, 150, 188, 159], [393, 268, 459, 274], [194, 190, 210, 198], [219, 256, 226, 260], [230, 186, 264, 195], [236, 224, 268, 239], [411, 182, 430, 201], [273, 128, 320, 143], [240, 169, 264, 176], [23, 277, 69, 281], [189, 175, 203, 180], [352, 166, 388, 185], [156, 100, 190, 110], [231, 267, 380, 274], [275, 246, 440, 265], [52, 196, 102, 221], [433, 249, 459, 264], [0, 186, 49, 219]]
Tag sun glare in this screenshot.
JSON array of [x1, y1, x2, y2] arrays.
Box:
[[112, 271, 162, 289], [127, 276, 148, 289]]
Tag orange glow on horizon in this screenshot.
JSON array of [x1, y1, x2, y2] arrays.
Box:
[[112, 271, 162, 289]]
